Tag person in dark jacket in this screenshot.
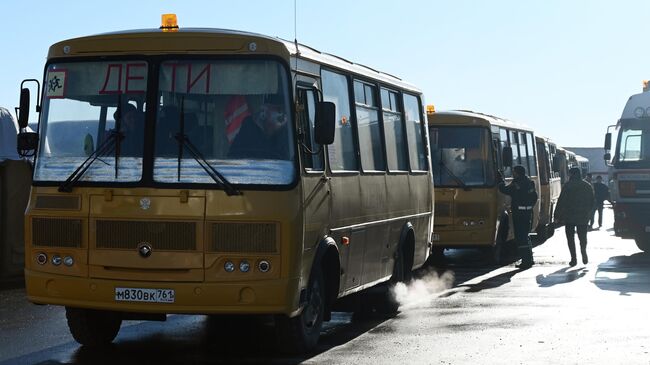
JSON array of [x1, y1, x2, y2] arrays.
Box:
[[498, 165, 538, 269], [590, 175, 610, 229], [554, 167, 595, 266], [228, 99, 289, 160]]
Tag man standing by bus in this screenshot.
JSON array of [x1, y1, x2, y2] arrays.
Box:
[[591, 175, 610, 230], [554, 167, 595, 266], [498, 165, 538, 269]]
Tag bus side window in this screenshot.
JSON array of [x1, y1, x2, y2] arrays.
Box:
[[499, 128, 511, 177], [322, 69, 358, 172], [297, 88, 323, 171]]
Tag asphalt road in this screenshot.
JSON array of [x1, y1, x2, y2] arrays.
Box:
[[1, 206, 649, 365]]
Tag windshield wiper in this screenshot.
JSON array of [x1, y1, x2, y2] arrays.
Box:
[[438, 159, 470, 190], [174, 98, 241, 196], [58, 130, 123, 192]]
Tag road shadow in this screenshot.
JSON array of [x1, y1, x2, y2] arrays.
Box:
[[536, 267, 588, 288], [2, 312, 388, 365], [594, 252, 650, 295], [456, 268, 522, 293]]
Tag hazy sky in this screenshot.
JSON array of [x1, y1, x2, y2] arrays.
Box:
[[2, 0, 648, 147]]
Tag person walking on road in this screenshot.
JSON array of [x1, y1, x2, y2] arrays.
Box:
[[591, 175, 610, 229], [498, 165, 538, 269], [554, 167, 595, 266]]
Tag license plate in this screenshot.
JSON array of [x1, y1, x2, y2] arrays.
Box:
[[432, 233, 440, 241], [115, 287, 175, 303]]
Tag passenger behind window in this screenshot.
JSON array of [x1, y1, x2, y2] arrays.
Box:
[[228, 95, 289, 160]]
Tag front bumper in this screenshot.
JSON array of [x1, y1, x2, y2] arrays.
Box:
[[25, 269, 298, 315]]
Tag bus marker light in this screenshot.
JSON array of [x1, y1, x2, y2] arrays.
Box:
[[224, 261, 235, 272], [36, 253, 47, 265], [239, 260, 251, 273], [52, 255, 62, 266], [63, 256, 74, 267], [160, 14, 179, 31], [341, 236, 350, 246], [258, 260, 270, 273]]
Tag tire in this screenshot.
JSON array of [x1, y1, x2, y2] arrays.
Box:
[[635, 236, 650, 252], [65, 307, 122, 347], [354, 244, 409, 320], [275, 267, 324, 354]]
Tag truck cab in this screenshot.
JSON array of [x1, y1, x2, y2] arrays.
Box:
[[604, 87, 650, 251]]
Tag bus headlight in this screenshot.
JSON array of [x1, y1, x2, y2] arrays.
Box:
[[239, 260, 250, 273], [36, 253, 47, 265], [258, 260, 270, 273], [63, 256, 74, 267], [51, 255, 62, 266], [224, 261, 235, 273]]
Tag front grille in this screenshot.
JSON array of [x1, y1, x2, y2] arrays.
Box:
[[456, 203, 490, 217], [34, 195, 81, 210], [435, 202, 451, 217], [96, 220, 196, 250], [32, 218, 82, 247], [210, 222, 277, 253]]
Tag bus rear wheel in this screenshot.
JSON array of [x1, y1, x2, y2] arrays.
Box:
[[354, 244, 410, 319], [275, 267, 324, 354], [65, 307, 122, 346]]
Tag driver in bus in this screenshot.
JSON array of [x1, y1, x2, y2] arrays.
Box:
[[228, 95, 289, 159], [113, 103, 144, 157]]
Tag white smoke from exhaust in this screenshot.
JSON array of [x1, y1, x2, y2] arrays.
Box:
[[392, 269, 455, 310]]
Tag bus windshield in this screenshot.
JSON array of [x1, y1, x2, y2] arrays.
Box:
[[430, 126, 494, 187], [615, 119, 650, 166], [34, 59, 295, 186]]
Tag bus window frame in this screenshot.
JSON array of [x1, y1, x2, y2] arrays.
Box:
[[401, 92, 429, 174], [352, 78, 387, 175], [296, 82, 326, 174], [380, 86, 409, 175], [321, 67, 361, 176]]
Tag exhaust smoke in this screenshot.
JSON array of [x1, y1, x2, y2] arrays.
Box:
[[392, 269, 455, 309]]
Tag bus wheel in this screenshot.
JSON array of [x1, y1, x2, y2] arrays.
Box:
[[354, 245, 409, 319], [65, 307, 122, 346], [635, 236, 650, 252], [275, 267, 324, 354]]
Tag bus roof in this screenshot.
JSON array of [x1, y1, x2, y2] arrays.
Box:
[[429, 110, 535, 132], [48, 28, 421, 94]]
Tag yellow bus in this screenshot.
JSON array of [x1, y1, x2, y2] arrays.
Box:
[[15, 16, 433, 352], [428, 110, 540, 264], [534, 135, 561, 240]]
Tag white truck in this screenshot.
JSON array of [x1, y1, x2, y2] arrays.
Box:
[[604, 85, 650, 251]]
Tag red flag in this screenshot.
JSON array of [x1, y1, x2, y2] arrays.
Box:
[[224, 96, 251, 143]]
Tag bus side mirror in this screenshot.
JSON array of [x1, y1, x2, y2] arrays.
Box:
[[604, 152, 611, 161], [17, 88, 30, 129], [604, 132, 612, 151], [314, 101, 335, 145], [502, 146, 513, 167], [17, 132, 39, 156]]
